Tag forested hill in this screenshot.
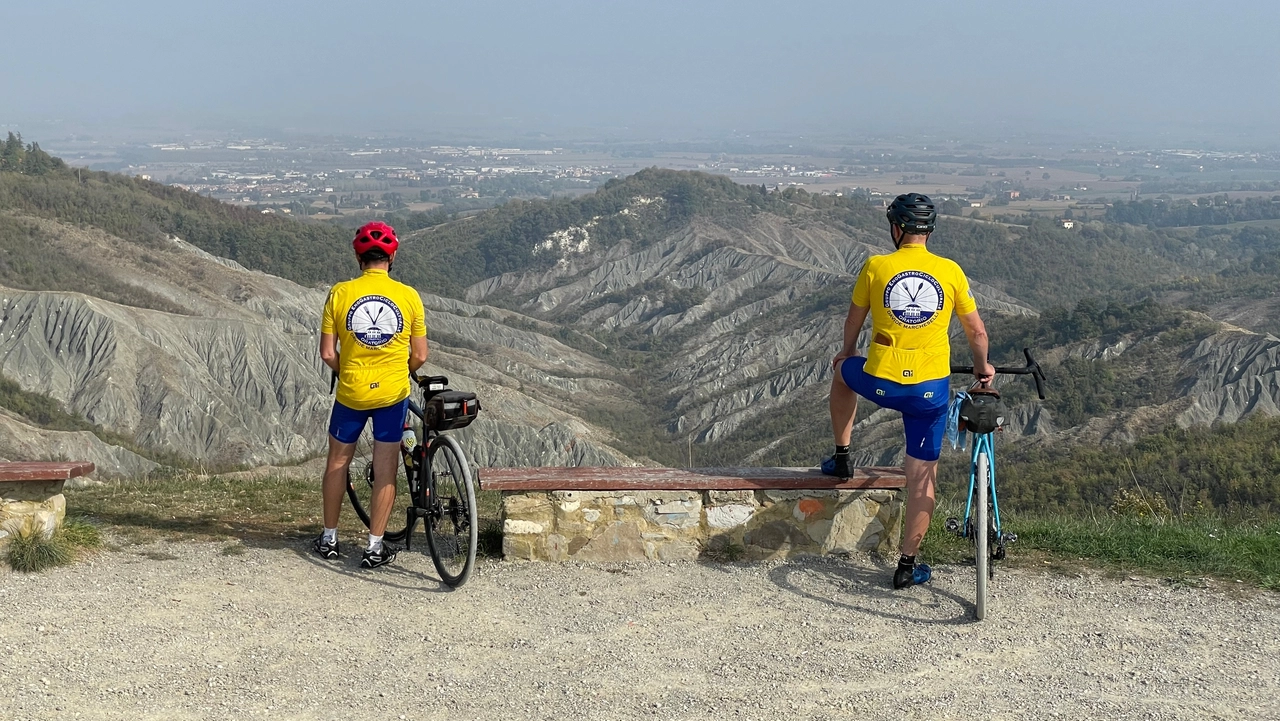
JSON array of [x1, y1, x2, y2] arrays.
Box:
[[0, 134, 351, 292]]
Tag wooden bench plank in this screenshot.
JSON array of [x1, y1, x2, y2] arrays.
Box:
[[479, 466, 905, 491], [0, 461, 96, 483]]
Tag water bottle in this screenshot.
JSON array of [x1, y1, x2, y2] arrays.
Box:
[[400, 427, 417, 467]]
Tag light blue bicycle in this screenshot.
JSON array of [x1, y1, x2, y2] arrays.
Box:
[[945, 349, 1046, 620]]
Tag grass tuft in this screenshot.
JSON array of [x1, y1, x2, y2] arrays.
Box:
[[477, 520, 503, 558], [5, 519, 74, 573], [59, 518, 103, 550], [220, 542, 247, 556]]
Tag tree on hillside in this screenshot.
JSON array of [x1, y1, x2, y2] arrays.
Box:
[[0, 133, 64, 175]]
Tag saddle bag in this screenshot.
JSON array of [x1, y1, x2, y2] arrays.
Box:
[[425, 390, 481, 431]]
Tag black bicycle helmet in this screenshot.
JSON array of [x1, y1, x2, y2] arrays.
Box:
[[959, 388, 1005, 435], [886, 193, 937, 236]]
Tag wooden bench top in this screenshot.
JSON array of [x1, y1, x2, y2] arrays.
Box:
[[479, 466, 905, 492], [0, 461, 95, 483]]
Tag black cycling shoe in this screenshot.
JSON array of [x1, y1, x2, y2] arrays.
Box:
[[820, 452, 853, 479], [893, 562, 932, 589], [312, 535, 339, 560], [360, 544, 398, 569]]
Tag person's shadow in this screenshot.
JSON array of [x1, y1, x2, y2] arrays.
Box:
[[761, 556, 978, 625]]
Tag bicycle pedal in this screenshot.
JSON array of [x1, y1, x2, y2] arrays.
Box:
[[1001, 532, 1018, 544], [994, 544, 1007, 561], [944, 517, 961, 534]]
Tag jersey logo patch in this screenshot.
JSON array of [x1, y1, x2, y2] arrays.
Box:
[[346, 295, 404, 348], [884, 270, 944, 328]]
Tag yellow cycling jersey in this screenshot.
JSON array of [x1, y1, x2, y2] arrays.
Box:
[[321, 269, 427, 411], [852, 243, 977, 383]]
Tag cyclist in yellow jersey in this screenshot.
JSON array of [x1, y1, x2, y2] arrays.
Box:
[[827, 194, 994, 589], [313, 221, 429, 568]]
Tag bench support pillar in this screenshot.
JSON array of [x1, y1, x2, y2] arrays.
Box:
[[0, 480, 67, 543], [502, 488, 903, 562]]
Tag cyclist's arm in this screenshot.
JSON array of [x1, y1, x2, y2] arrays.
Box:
[[836, 302, 870, 363], [409, 335, 428, 373], [957, 310, 994, 383], [319, 333, 340, 373]]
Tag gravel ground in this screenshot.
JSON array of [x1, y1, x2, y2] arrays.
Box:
[[2, 540, 1278, 721]]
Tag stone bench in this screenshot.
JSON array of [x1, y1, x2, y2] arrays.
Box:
[[0, 462, 94, 543], [481, 466, 906, 562]]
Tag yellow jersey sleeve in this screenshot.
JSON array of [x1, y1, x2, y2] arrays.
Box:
[[321, 287, 337, 334], [409, 291, 427, 337], [954, 269, 977, 315], [851, 258, 873, 307]]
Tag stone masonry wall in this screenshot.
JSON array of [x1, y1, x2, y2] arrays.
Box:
[[502, 488, 903, 562], [0, 480, 67, 545]]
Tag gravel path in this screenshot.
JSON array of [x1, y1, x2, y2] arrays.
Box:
[[3, 540, 1277, 721]]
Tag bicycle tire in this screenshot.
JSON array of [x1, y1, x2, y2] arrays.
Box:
[[345, 404, 424, 543], [423, 434, 478, 588], [975, 450, 990, 621]]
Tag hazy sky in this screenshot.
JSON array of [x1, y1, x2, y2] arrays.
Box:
[[5, 0, 1279, 142]]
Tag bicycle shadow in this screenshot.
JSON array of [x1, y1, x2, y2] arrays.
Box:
[[757, 556, 978, 625], [286, 541, 456, 594]]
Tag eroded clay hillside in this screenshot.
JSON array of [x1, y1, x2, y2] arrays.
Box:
[[0, 216, 637, 472]]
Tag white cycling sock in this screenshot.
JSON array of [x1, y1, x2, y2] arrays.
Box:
[[367, 534, 383, 552], [322, 527, 337, 544]]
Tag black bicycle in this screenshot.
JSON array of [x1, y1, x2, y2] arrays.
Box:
[[345, 374, 481, 587], [947, 348, 1046, 620]]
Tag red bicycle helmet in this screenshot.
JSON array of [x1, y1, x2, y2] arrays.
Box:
[[352, 221, 399, 255]]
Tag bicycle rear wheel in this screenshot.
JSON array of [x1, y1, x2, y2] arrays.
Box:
[[345, 407, 422, 543], [974, 449, 990, 621], [423, 435, 478, 587]]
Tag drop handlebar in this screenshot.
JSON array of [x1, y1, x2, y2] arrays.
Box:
[[950, 347, 1047, 400]]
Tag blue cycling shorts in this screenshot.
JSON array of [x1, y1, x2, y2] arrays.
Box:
[[328, 398, 409, 444], [839, 356, 949, 462]]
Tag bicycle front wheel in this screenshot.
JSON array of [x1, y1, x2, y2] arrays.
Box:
[[423, 434, 478, 587], [974, 449, 990, 621], [345, 406, 422, 543]]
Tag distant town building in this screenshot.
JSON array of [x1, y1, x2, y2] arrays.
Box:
[[1060, 219, 1075, 229]]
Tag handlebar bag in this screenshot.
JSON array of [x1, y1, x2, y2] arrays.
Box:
[[425, 390, 481, 431], [958, 388, 1005, 435]]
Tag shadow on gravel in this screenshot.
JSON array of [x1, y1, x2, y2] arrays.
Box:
[[286, 542, 453, 594], [77, 509, 312, 550], [752, 558, 976, 624]]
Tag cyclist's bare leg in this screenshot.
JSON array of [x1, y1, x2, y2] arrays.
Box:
[[900, 456, 938, 556], [829, 360, 858, 445], [322, 436, 357, 529], [368, 440, 401, 537]]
